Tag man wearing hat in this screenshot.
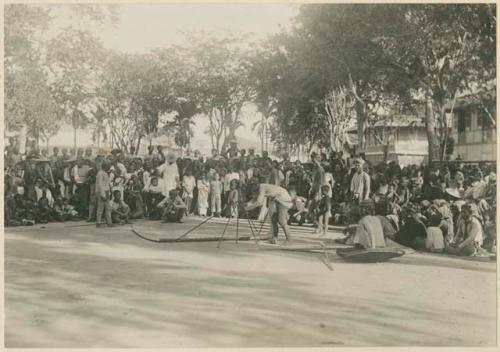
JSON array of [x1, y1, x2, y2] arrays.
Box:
[[72, 157, 91, 217], [350, 158, 371, 203], [157, 152, 180, 197]]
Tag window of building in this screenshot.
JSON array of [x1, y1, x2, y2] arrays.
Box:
[[479, 105, 496, 142]]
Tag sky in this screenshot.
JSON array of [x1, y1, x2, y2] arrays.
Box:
[[47, 3, 299, 153]]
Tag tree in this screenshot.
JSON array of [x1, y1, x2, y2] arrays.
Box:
[[295, 4, 412, 150], [89, 105, 108, 148], [4, 4, 59, 149], [181, 33, 253, 152], [323, 87, 356, 153], [366, 4, 496, 161], [251, 107, 274, 153], [46, 27, 106, 150]]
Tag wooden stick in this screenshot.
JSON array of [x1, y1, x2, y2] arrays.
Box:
[[236, 214, 239, 244], [174, 205, 230, 242], [131, 228, 160, 243], [216, 216, 232, 249], [160, 236, 251, 243]]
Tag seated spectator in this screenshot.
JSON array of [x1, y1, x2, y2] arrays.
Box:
[[425, 213, 445, 253], [124, 176, 145, 219], [445, 203, 484, 256], [160, 189, 186, 223], [53, 197, 79, 221], [394, 205, 427, 249], [288, 188, 308, 226], [341, 199, 386, 249], [143, 177, 165, 220], [35, 189, 53, 224], [110, 190, 131, 225]]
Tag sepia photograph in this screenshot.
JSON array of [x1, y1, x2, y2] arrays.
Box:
[[3, 1, 497, 348]]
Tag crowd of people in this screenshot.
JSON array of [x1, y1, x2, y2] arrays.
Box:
[[4, 139, 497, 257]]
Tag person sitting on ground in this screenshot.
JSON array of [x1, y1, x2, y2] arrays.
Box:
[[287, 187, 308, 226], [160, 189, 186, 223], [123, 175, 144, 219], [53, 196, 79, 221], [425, 213, 445, 253], [393, 204, 428, 250], [341, 199, 386, 249], [143, 176, 165, 220], [35, 189, 53, 224], [431, 199, 454, 244], [445, 203, 484, 256], [109, 190, 131, 225], [374, 198, 398, 241], [12, 194, 35, 226]]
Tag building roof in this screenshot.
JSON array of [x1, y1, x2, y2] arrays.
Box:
[[347, 114, 424, 133]]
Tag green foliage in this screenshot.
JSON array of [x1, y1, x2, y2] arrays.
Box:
[[250, 3, 496, 159]]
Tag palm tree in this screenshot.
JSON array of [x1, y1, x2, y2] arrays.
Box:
[[90, 105, 108, 149], [253, 101, 277, 153], [252, 115, 273, 153]]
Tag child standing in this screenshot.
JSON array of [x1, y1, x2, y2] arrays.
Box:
[[314, 185, 331, 235], [210, 173, 222, 217], [227, 179, 239, 218], [182, 169, 196, 216], [197, 173, 210, 216]]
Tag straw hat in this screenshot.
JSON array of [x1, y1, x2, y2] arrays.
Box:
[[445, 187, 462, 199]]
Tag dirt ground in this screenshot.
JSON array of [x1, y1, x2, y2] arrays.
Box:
[[4, 217, 497, 348]]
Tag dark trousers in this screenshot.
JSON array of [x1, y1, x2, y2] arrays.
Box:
[[75, 183, 90, 217], [163, 208, 184, 222], [144, 192, 165, 220]]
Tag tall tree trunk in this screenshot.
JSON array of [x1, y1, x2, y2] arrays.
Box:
[[425, 94, 440, 163], [73, 127, 77, 152], [261, 115, 265, 153], [136, 136, 142, 155], [354, 101, 366, 152], [265, 121, 268, 152]]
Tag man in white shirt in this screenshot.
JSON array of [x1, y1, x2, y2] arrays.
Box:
[[157, 152, 179, 197], [350, 158, 371, 202], [72, 157, 91, 217]]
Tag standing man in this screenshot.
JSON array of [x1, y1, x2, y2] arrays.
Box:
[[84, 147, 93, 161], [72, 157, 91, 217], [96, 161, 112, 227], [157, 152, 180, 197], [310, 152, 326, 201], [350, 158, 371, 203]]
